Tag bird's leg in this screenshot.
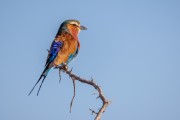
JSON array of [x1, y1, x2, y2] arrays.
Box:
[[55, 63, 68, 70], [63, 63, 68, 71], [54, 63, 68, 83], [59, 62, 68, 71]]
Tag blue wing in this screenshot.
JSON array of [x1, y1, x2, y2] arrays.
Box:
[[45, 41, 63, 67], [28, 41, 63, 96]]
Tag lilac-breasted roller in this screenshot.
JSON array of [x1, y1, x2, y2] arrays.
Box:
[[28, 20, 87, 96]]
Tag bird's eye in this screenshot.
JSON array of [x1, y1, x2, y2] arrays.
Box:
[[72, 24, 77, 26]]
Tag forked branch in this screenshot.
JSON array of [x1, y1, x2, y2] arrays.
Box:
[[58, 67, 110, 120]]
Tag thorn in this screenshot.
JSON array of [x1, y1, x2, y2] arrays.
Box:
[[96, 96, 100, 99], [91, 77, 93, 81], [89, 108, 98, 115], [70, 67, 73, 73]]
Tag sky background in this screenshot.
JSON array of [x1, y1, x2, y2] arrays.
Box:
[[0, 0, 180, 120]]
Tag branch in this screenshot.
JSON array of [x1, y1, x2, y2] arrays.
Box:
[[59, 67, 110, 120], [70, 77, 76, 113]]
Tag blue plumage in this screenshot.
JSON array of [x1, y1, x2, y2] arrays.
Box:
[[45, 41, 63, 66], [28, 41, 63, 96]]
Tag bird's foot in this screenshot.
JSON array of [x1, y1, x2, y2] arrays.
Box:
[[61, 64, 68, 71], [55, 63, 68, 71]]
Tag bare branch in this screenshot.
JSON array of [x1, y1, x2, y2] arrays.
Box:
[[55, 65, 110, 120], [58, 68, 62, 83], [63, 68, 110, 120], [70, 77, 76, 113]]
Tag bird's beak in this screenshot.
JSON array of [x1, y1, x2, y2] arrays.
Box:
[[79, 25, 87, 30]]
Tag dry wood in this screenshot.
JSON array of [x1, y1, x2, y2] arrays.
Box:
[[57, 66, 110, 120]]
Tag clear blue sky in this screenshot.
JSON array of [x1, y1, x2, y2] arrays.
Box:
[[0, 0, 180, 120]]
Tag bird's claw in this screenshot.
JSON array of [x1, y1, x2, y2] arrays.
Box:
[[55, 63, 68, 71], [62, 65, 68, 71]]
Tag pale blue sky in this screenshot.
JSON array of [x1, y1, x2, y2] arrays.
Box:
[[0, 0, 180, 120]]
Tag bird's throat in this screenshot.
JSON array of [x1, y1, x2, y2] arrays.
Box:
[[70, 29, 79, 40], [67, 25, 79, 40]]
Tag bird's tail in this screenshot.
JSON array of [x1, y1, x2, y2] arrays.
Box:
[[28, 64, 51, 96]]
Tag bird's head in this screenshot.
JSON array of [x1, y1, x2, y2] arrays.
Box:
[[57, 19, 87, 38]]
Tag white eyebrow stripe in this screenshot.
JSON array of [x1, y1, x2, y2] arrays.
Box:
[[70, 21, 79, 26]]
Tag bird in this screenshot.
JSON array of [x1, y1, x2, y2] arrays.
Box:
[[28, 19, 87, 96]]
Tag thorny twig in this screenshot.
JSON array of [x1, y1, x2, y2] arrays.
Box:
[[56, 66, 110, 120], [89, 108, 98, 115]]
